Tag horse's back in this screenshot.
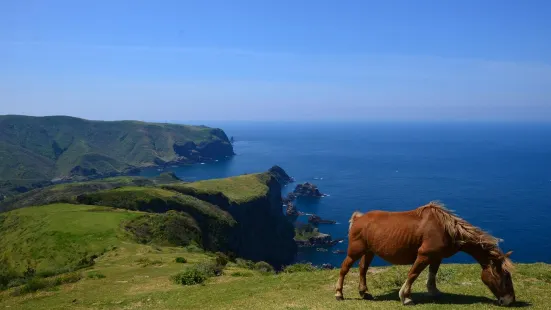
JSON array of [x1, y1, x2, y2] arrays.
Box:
[[350, 209, 426, 265]]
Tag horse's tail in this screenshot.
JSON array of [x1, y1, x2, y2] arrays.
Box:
[[348, 211, 364, 232]]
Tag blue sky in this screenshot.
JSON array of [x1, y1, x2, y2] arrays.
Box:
[[1, 0, 550, 121]]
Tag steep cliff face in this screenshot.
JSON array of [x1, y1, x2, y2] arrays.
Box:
[[226, 175, 296, 268], [164, 168, 297, 268]]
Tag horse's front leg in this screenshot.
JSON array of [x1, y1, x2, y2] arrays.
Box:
[[426, 261, 442, 297], [358, 252, 375, 300], [399, 255, 430, 305]]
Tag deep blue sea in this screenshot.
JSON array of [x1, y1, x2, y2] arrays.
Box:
[[142, 122, 551, 267]]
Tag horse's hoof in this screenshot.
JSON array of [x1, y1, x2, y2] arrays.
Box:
[[335, 296, 344, 301], [360, 292, 374, 300], [403, 298, 415, 306]]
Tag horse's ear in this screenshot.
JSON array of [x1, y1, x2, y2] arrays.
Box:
[[504, 251, 513, 258]]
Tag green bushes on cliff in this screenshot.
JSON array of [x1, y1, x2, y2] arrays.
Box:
[[124, 211, 202, 247]]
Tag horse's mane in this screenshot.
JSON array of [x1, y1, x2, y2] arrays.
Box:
[[416, 201, 514, 272]]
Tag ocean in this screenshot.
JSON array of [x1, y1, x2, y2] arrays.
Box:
[[142, 121, 551, 267]]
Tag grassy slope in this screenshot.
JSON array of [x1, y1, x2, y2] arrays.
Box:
[[171, 173, 271, 204], [76, 186, 234, 224], [0, 115, 232, 194], [0, 174, 183, 213], [0, 202, 549, 309], [0, 204, 141, 273], [0, 241, 549, 309]]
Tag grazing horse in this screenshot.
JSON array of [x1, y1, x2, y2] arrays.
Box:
[[335, 202, 515, 306]]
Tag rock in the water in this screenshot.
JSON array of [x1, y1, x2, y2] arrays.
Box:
[[294, 232, 332, 247], [269, 165, 294, 186], [285, 202, 301, 217], [293, 182, 324, 197], [283, 192, 297, 204], [308, 214, 336, 225]]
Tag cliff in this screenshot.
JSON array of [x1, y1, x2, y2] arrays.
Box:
[[0, 115, 234, 195], [163, 167, 297, 268], [1, 166, 297, 268]]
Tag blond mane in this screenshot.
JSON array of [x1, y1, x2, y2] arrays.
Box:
[[416, 201, 514, 272]]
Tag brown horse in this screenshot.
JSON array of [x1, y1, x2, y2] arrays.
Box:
[[335, 201, 515, 306]]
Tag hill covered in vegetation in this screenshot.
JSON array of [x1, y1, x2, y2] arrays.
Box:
[[0, 167, 296, 271], [0, 115, 234, 196]]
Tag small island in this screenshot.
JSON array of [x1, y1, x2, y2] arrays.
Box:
[[293, 182, 325, 198], [308, 214, 336, 225], [294, 223, 343, 248], [285, 202, 303, 217]]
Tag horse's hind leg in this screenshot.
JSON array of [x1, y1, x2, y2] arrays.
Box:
[[358, 252, 375, 300], [399, 255, 430, 305], [426, 261, 442, 297], [335, 244, 363, 301]]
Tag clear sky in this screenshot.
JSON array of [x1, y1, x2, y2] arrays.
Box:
[[1, 0, 550, 122]]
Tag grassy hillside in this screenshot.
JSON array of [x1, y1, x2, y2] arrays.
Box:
[[0, 239, 549, 309], [164, 173, 271, 204], [1, 167, 297, 268], [0, 186, 549, 309], [0, 174, 183, 213], [0, 204, 141, 274], [0, 115, 233, 195]]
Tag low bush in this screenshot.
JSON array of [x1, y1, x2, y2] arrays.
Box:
[[171, 260, 225, 286], [215, 252, 229, 266], [135, 257, 163, 267], [195, 261, 224, 277], [235, 258, 255, 269], [171, 268, 208, 286], [10, 272, 82, 296], [283, 263, 318, 273], [184, 243, 204, 253], [86, 271, 106, 279], [175, 257, 187, 264], [253, 261, 274, 274]]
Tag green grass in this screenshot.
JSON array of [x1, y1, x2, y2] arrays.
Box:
[[178, 173, 271, 204], [0, 201, 549, 309], [0, 203, 141, 274], [0, 241, 549, 309], [76, 186, 235, 225]]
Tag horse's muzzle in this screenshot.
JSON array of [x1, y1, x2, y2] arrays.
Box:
[[498, 295, 515, 306]]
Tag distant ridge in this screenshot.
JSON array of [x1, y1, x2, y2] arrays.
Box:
[[0, 115, 234, 196]]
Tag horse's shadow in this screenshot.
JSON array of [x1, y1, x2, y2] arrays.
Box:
[[349, 290, 531, 307]]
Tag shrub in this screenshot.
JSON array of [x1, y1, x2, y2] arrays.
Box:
[[215, 252, 229, 266], [185, 243, 204, 253], [171, 259, 226, 286], [14, 278, 48, 295], [175, 257, 187, 264], [235, 258, 255, 269], [253, 261, 274, 274], [53, 272, 83, 286], [0, 264, 20, 290], [283, 263, 318, 273], [135, 257, 163, 267], [171, 268, 207, 286], [87, 271, 106, 279], [195, 261, 224, 277]]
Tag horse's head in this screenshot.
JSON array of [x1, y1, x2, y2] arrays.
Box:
[[480, 251, 515, 306]]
